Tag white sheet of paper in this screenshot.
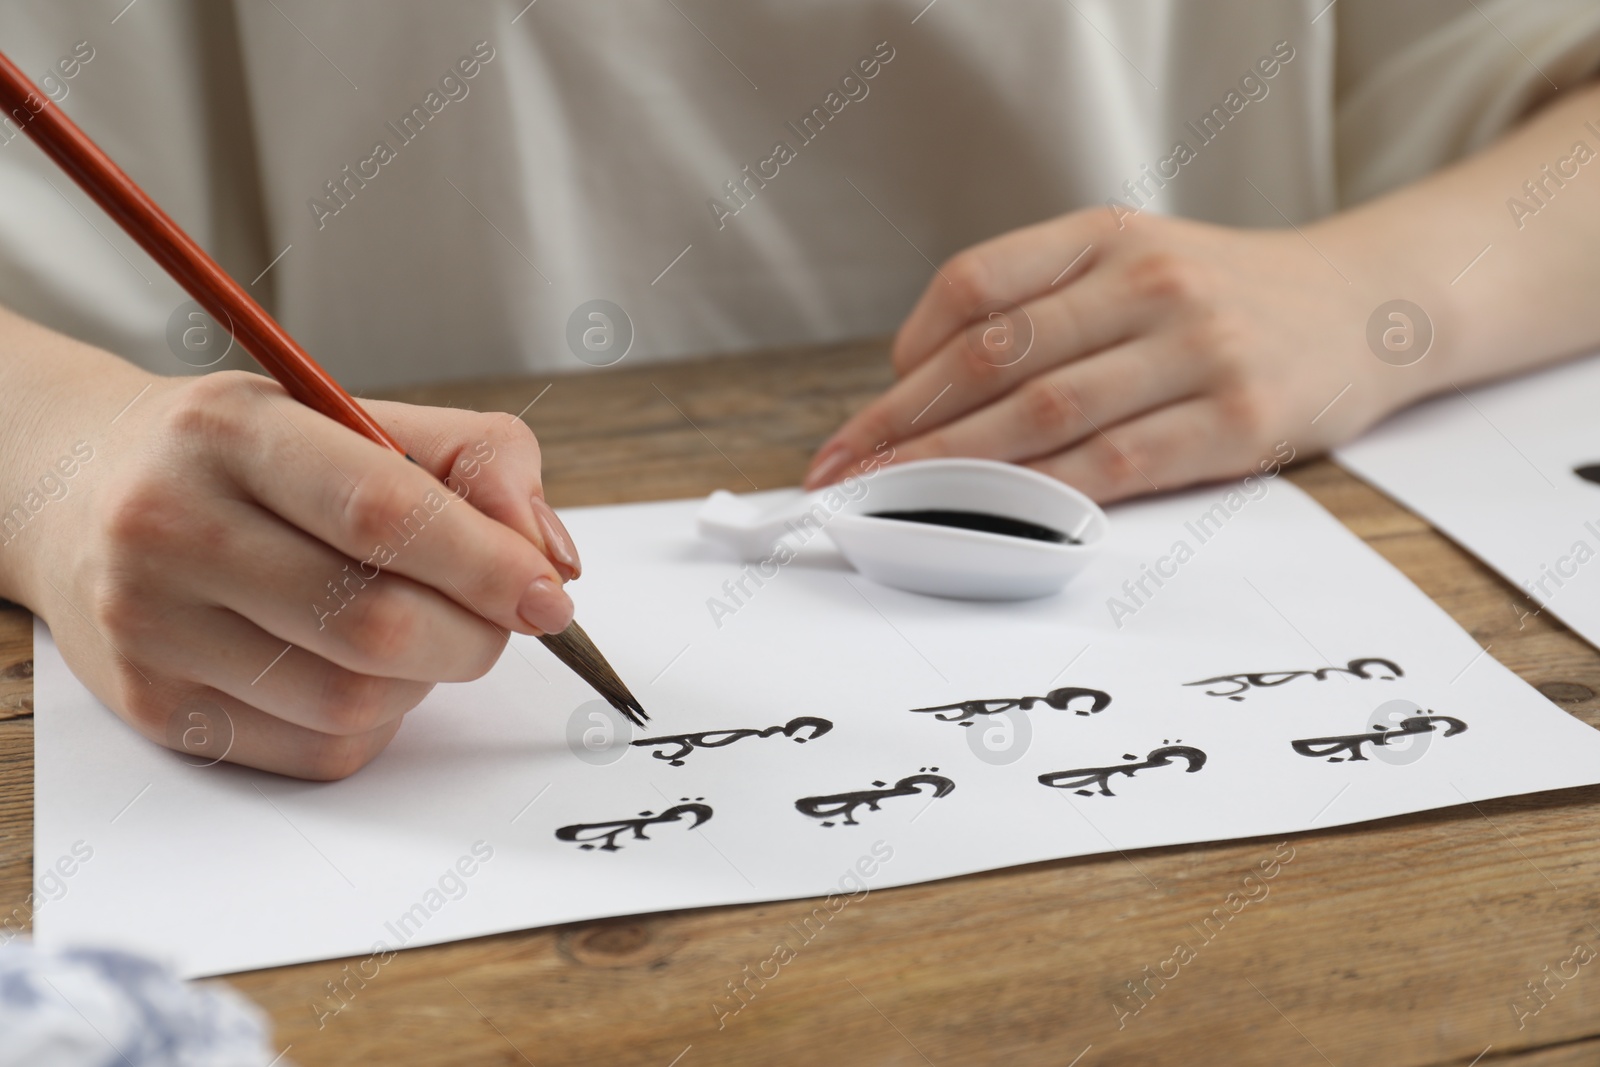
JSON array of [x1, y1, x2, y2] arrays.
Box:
[[1338, 353, 1600, 649], [34, 480, 1600, 978]]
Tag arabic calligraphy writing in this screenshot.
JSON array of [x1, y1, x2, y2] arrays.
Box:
[[630, 716, 834, 767], [795, 768, 955, 827], [1290, 715, 1467, 763], [555, 800, 712, 852], [1038, 743, 1207, 797], [910, 686, 1111, 726], [1184, 657, 1403, 701]]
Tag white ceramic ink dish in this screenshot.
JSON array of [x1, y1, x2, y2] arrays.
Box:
[[696, 457, 1109, 600]]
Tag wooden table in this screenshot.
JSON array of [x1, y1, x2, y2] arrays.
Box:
[[4, 339, 1599, 1066]]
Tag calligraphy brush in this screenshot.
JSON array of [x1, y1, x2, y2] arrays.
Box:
[[0, 51, 647, 728]]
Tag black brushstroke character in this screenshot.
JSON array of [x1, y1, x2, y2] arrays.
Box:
[[630, 716, 833, 766], [555, 799, 712, 852], [1184, 657, 1403, 701], [795, 768, 954, 827], [1038, 742, 1207, 797], [910, 687, 1111, 726], [1574, 464, 1600, 486], [1290, 715, 1467, 763]]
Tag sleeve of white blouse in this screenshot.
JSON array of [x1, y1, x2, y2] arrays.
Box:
[[1334, 0, 1600, 208], [0, 2, 270, 377]]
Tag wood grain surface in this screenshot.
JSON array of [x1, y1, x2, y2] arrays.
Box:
[[4, 339, 1599, 1067]]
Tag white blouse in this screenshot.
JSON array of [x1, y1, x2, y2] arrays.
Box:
[[0, 0, 1596, 389]]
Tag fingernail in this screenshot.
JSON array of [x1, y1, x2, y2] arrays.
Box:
[[530, 496, 582, 580], [518, 576, 574, 635], [804, 445, 852, 489]]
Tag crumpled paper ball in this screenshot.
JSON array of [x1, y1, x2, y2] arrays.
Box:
[[0, 938, 286, 1067]]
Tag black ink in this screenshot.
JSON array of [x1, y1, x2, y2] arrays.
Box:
[[1290, 715, 1467, 763], [1574, 464, 1600, 486], [911, 686, 1110, 727], [1038, 742, 1207, 797], [555, 799, 712, 852], [867, 509, 1078, 544], [1184, 657, 1404, 701], [795, 767, 954, 827], [630, 716, 834, 767]]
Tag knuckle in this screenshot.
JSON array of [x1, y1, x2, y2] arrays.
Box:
[[339, 587, 418, 668], [1017, 377, 1078, 434], [958, 318, 1017, 378], [1127, 250, 1209, 307], [957, 330, 995, 376], [102, 473, 232, 570], [942, 252, 992, 311], [494, 413, 538, 449], [317, 668, 399, 735], [451, 417, 533, 494], [478, 413, 537, 461], [1181, 309, 1251, 362], [1093, 201, 1125, 231], [161, 370, 257, 450], [338, 476, 424, 549], [428, 418, 521, 501], [1217, 385, 1271, 441], [88, 573, 155, 649], [1077, 204, 1125, 244], [119, 684, 173, 736], [1088, 434, 1143, 494], [301, 731, 380, 781], [101, 475, 184, 551]]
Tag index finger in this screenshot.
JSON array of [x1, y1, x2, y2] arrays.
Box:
[[891, 209, 1109, 377], [805, 261, 1140, 488], [211, 379, 574, 637]]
